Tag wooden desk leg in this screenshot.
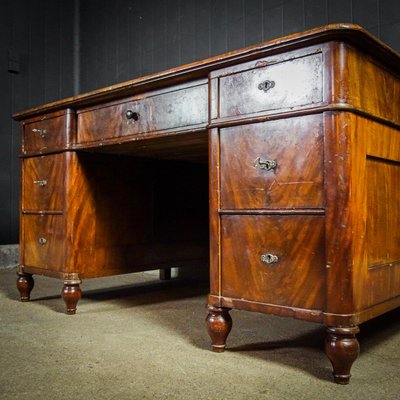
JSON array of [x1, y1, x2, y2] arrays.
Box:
[[206, 305, 232, 353], [61, 277, 82, 315], [16, 270, 34, 301], [324, 326, 360, 384]]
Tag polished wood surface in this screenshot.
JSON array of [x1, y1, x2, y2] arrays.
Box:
[[23, 214, 65, 271], [220, 215, 325, 309], [220, 115, 324, 209], [205, 25, 400, 384], [77, 80, 207, 144], [331, 43, 400, 126], [21, 109, 75, 155], [22, 154, 65, 212], [325, 326, 360, 384], [211, 46, 324, 121], [14, 24, 400, 384]]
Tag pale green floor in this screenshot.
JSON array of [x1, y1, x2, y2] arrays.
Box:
[[0, 267, 399, 400]]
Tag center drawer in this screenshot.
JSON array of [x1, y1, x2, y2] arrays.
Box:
[[220, 114, 324, 209], [220, 215, 326, 309], [77, 81, 208, 144], [22, 154, 65, 212]]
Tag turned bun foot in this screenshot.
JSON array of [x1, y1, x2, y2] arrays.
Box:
[[16, 271, 34, 301], [61, 280, 82, 315], [206, 305, 232, 353], [325, 326, 360, 384]]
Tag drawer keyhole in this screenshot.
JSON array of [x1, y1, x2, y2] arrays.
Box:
[[255, 157, 277, 171], [258, 80, 275, 92], [38, 237, 47, 245], [126, 110, 139, 121], [261, 253, 279, 264]]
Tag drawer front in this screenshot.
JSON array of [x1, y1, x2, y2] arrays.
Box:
[[77, 83, 208, 143], [221, 215, 325, 309], [22, 154, 65, 211], [23, 214, 65, 271], [23, 114, 68, 154], [217, 52, 323, 119], [220, 114, 324, 209]]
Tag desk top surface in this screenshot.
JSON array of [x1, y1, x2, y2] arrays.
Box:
[[13, 23, 400, 121]]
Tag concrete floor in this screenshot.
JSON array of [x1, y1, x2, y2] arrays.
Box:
[[0, 267, 399, 400]]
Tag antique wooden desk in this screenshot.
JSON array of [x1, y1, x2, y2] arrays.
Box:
[[14, 24, 400, 384]]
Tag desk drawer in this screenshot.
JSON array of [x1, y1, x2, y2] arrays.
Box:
[[23, 214, 65, 271], [22, 154, 65, 212], [221, 215, 325, 309], [22, 112, 71, 154], [77, 82, 208, 144], [220, 115, 324, 209], [214, 51, 323, 120]]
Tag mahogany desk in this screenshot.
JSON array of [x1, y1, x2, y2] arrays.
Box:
[[13, 24, 400, 384]]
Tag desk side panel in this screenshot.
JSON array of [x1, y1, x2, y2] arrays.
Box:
[[353, 116, 400, 313], [325, 112, 400, 324]]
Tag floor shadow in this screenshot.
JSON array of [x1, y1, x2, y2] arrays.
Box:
[[3, 267, 210, 314], [82, 277, 209, 305], [4, 267, 399, 383], [226, 326, 331, 381], [221, 307, 400, 382], [357, 307, 400, 352], [29, 277, 210, 314], [28, 277, 400, 383]]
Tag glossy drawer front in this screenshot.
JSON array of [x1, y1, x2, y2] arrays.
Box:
[[221, 215, 325, 309], [77, 82, 208, 144], [23, 214, 65, 271], [220, 115, 324, 209], [22, 113, 69, 154], [22, 154, 65, 212], [216, 51, 323, 120]]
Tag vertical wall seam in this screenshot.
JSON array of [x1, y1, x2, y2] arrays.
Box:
[[73, 0, 80, 96]]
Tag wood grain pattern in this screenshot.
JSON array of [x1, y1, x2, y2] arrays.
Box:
[[324, 113, 400, 324], [353, 116, 400, 313], [208, 129, 221, 296], [220, 215, 326, 309], [364, 157, 400, 306], [22, 109, 74, 155], [217, 50, 323, 119], [220, 115, 324, 209], [323, 112, 356, 318], [64, 151, 95, 275], [22, 154, 65, 212], [332, 42, 400, 126], [77, 81, 207, 144], [23, 214, 65, 271]]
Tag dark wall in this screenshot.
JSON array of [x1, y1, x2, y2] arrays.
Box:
[[0, 0, 75, 244], [79, 0, 400, 93], [1, 0, 400, 244]]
